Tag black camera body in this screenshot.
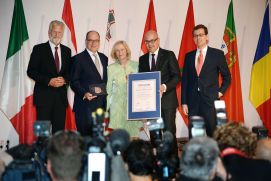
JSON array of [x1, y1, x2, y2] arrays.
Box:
[[147, 118, 179, 180]]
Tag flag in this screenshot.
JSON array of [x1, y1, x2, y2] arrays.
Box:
[[140, 0, 157, 54], [103, 0, 116, 64], [177, 0, 196, 126], [0, 0, 36, 144], [220, 0, 244, 122], [62, 0, 77, 131], [249, 4, 271, 136]]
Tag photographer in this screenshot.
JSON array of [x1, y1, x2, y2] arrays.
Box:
[[123, 140, 155, 181], [47, 130, 84, 181], [179, 136, 227, 181]]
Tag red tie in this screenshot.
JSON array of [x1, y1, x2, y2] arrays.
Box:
[[55, 47, 60, 72], [197, 50, 203, 76]]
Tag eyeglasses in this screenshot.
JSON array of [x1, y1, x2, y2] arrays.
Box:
[[87, 39, 100, 43], [193, 33, 206, 38], [144, 38, 158, 45]]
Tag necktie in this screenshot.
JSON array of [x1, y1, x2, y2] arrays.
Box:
[[151, 54, 156, 71], [93, 54, 101, 76], [54, 47, 60, 72], [197, 50, 203, 76]]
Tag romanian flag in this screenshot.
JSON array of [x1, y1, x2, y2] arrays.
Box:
[[249, 4, 271, 136], [221, 0, 244, 122]]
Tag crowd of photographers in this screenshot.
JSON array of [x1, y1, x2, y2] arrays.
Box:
[[1, 118, 271, 181]]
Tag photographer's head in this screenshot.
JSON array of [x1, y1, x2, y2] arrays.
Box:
[[47, 131, 84, 181], [123, 140, 155, 180], [213, 121, 257, 158], [180, 137, 220, 181]]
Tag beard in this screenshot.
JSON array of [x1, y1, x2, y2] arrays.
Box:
[[49, 36, 61, 46]]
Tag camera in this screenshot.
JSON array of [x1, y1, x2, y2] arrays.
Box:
[[147, 118, 164, 148], [214, 100, 228, 127], [190, 116, 206, 138], [83, 108, 110, 181], [33, 121, 51, 137], [146, 118, 179, 180]]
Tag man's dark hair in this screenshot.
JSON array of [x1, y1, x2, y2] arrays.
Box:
[[123, 140, 155, 176], [193, 24, 208, 35], [47, 131, 84, 181]]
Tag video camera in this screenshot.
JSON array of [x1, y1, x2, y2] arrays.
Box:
[[190, 116, 206, 138], [83, 108, 130, 181], [214, 100, 228, 127], [146, 118, 179, 180]]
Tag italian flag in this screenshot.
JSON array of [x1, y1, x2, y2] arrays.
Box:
[[0, 0, 36, 144]]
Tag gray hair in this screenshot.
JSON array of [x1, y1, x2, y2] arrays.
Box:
[[48, 20, 65, 32], [180, 137, 220, 181]]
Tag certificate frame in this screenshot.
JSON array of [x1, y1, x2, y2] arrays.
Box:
[[127, 71, 161, 120]]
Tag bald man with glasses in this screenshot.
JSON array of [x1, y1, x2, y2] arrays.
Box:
[[139, 30, 180, 138]]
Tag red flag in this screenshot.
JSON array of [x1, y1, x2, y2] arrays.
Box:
[[177, 0, 196, 126], [140, 0, 157, 54], [62, 0, 77, 130], [221, 0, 244, 122]]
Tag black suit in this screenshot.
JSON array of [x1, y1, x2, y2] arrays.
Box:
[[223, 154, 271, 181], [27, 41, 71, 133], [70, 49, 108, 136], [181, 46, 231, 137], [139, 48, 180, 135]]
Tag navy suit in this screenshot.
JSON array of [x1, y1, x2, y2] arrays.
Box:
[[27, 41, 71, 133], [70, 49, 108, 136], [181, 47, 231, 137], [139, 48, 180, 135]]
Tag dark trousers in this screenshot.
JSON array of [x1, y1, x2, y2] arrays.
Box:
[[75, 106, 94, 137], [36, 97, 66, 134], [188, 91, 217, 138]]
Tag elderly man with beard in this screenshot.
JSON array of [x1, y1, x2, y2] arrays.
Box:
[[27, 20, 71, 133]]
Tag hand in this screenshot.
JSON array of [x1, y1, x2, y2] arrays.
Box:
[[160, 84, 166, 97], [218, 92, 223, 98], [49, 77, 66, 87], [182, 104, 189, 116], [83, 92, 97, 101]]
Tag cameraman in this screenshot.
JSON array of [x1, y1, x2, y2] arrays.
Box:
[[47, 131, 84, 181], [179, 137, 227, 181], [123, 140, 155, 181]]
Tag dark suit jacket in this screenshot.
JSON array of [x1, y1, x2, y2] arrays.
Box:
[[223, 154, 271, 181], [181, 47, 231, 110], [27, 41, 71, 107], [139, 48, 180, 109], [70, 49, 108, 112]]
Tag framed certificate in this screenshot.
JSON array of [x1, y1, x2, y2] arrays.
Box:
[[127, 72, 161, 120]]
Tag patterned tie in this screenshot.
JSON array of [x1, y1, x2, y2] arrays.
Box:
[[151, 53, 156, 71], [54, 47, 60, 72], [93, 54, 101, 76], [197, 50, 203, 76]]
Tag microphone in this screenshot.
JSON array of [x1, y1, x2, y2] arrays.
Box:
[[109, 129, 130, 155]]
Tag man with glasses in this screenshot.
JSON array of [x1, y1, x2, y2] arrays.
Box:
[[70, 31, 108, 136], [139, 30, 180, 138], [181, 24, 231, 137]]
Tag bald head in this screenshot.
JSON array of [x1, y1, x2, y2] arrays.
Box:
[[144, 30, 160, 53], [255, 139, 271, 161]]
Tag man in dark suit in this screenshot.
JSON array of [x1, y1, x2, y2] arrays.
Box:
[[139, 30, 180, 137], [70, 31, 108, 136], [27, 20, 71, 134], [181, 24, 231, 137]]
